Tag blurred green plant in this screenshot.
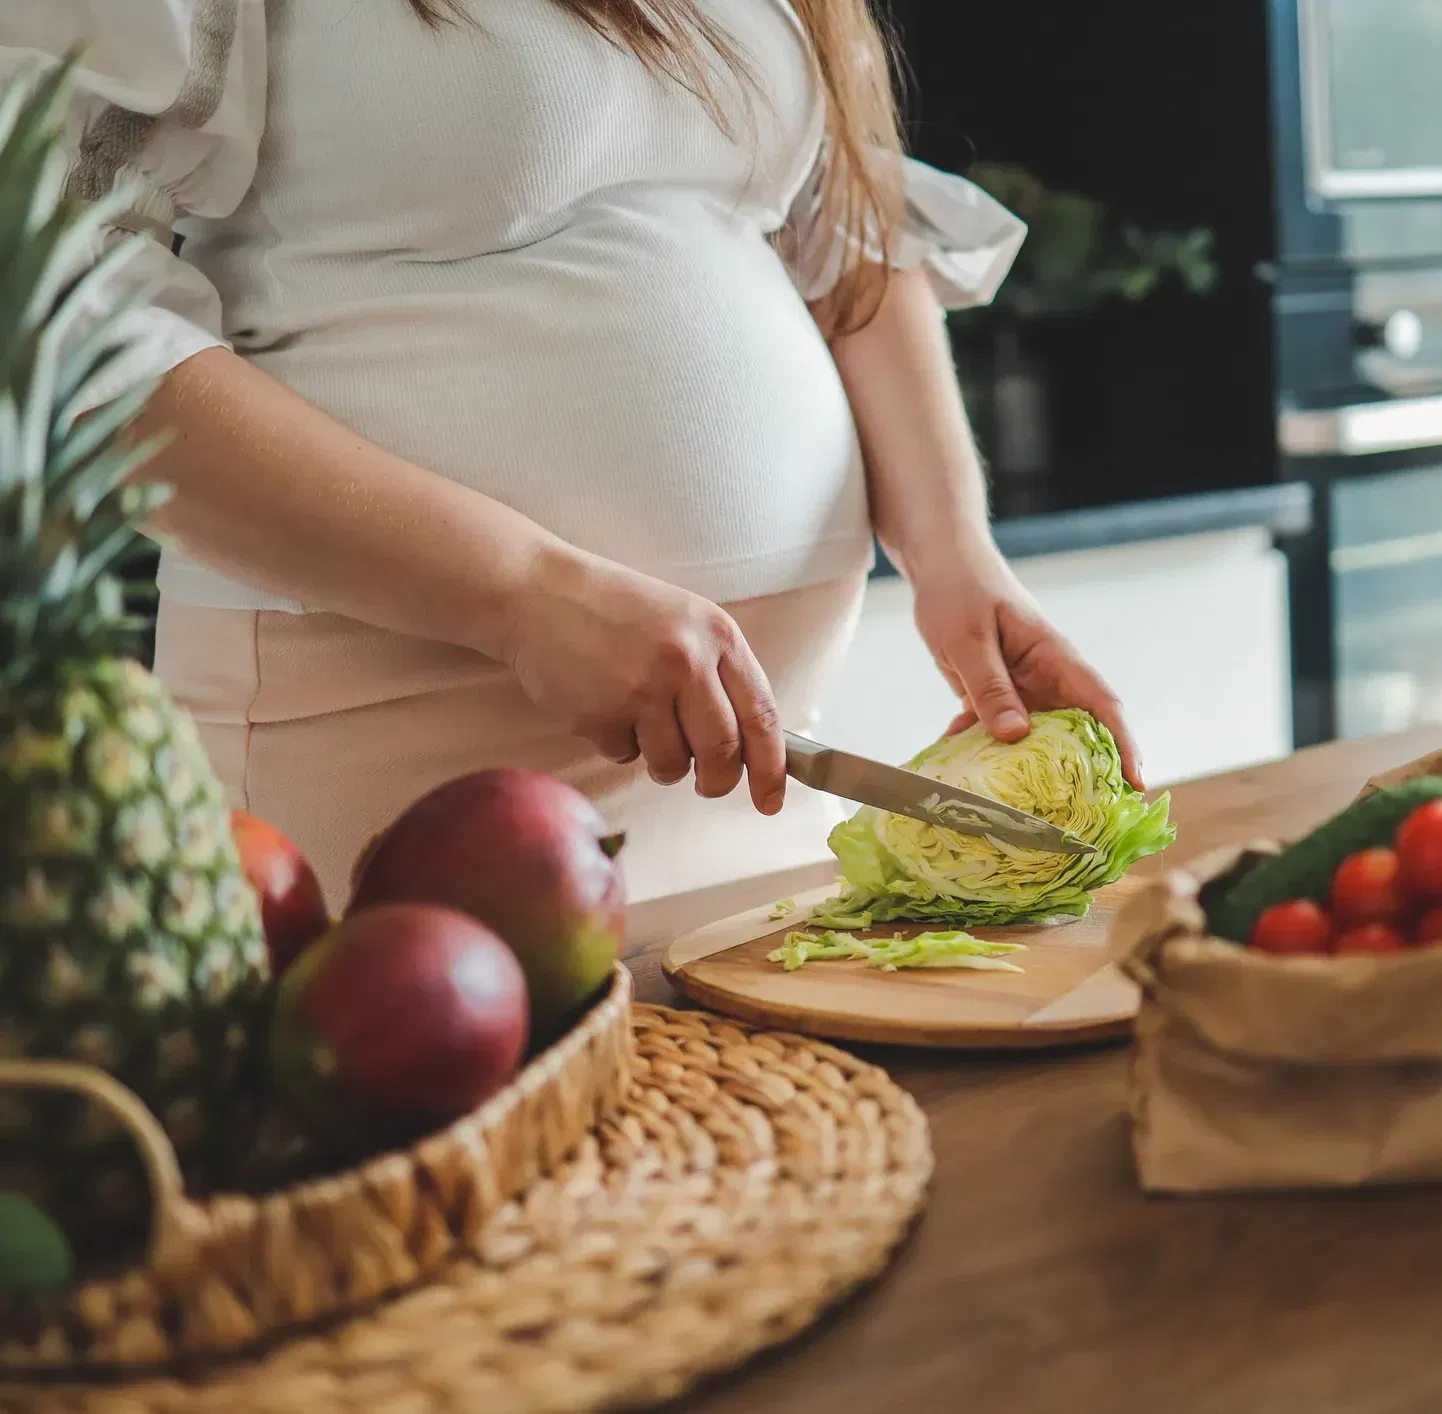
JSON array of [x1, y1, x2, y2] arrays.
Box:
[[958, 161, 1220, 321]]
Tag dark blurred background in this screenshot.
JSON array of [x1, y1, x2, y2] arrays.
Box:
[[881, 0, 1442, 752], [886, 0, 1275, 513]]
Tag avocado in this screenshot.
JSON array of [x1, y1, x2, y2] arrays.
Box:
[[0, 1192, 74, 1297]]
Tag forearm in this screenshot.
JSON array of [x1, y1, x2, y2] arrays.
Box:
[[826, 267, 996, 582], [133, 347, 557, 658]]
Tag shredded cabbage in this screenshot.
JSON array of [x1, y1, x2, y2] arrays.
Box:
[[768, 929, 1027, 974], [768, 898, 797, 921], [815, 709, 1175, 929]]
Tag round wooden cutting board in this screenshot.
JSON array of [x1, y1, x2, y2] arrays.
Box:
[[662, 879, 1145, 1050]]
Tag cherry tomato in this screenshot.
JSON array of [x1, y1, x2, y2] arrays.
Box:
[[1329, 848, 1407, 925], [1396, 800, 1442, 902], [1335, 922, 1409, 956], [1416, 906, 1442, 947], [1250, 900, 1336, 956]]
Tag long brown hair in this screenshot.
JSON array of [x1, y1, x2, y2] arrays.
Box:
[[405, 0, 905, 335]]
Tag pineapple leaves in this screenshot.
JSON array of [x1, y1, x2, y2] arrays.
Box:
[[0, 57, 76, 173], [0, 392, 21, 494], [56, 376, 163, 470], [50, 257, 167, 417], [0, 57, 75, 261], [0, 54, 41, 145], [19, 194, 155, 351], [0, 53, 177, 692], [0, 141, 65, 299], [52, 428, 173, 526]]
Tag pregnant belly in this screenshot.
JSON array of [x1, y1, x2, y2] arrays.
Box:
[[240, 199, 873, 601]]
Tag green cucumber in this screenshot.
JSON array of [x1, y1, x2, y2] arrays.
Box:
[[1207, 777, 1442, 943]]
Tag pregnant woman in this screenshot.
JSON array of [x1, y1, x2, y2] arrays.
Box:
[[5, 0, 1140, 907]]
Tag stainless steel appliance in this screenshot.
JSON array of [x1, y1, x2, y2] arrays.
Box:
[[1297, 0, 1442, 204], [1269, 0, 1442, 745]]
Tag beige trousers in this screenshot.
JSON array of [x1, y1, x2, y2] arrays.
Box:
[[153, 573, 867, 913]]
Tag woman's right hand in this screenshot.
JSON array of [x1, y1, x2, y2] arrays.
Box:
[[503, 546, 788, 814]]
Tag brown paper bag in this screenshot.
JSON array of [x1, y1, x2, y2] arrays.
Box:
[[1110, 750, 1442, 1194]]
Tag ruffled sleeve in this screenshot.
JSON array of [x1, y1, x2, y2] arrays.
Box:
[[780, 148, 1028, 312], [0, 0, 266, 406]]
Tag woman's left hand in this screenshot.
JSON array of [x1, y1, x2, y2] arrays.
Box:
[[911, 545, 1145, 791], [824, 265, 1142, 788]]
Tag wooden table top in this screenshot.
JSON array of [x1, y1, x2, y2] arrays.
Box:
[[624, 727, 1442, 1414]]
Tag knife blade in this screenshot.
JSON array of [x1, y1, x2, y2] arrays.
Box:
[[783, 731, 1099, 856]]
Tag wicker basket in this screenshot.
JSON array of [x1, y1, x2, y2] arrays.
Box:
[[1, 1003, 934, 1414], [0, 963, 633, 1373]]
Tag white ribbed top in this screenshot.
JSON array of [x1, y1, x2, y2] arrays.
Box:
[[2, 0, 1026, 612]]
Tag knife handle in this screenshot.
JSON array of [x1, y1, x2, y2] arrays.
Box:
[[783, 730, 828, 788]]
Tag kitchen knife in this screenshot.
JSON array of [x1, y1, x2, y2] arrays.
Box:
[[783, 731, 1099, 856]]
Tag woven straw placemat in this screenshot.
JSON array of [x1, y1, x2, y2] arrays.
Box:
[[1, 1005, 932, 1414]]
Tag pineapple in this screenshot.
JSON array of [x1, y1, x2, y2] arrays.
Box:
[[0, 57, 271, 1252]]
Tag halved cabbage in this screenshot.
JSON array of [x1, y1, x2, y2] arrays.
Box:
[[813, 709, 1175, 928]]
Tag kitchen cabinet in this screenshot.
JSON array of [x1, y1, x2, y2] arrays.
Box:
[[817, 527, 1294, 787]]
